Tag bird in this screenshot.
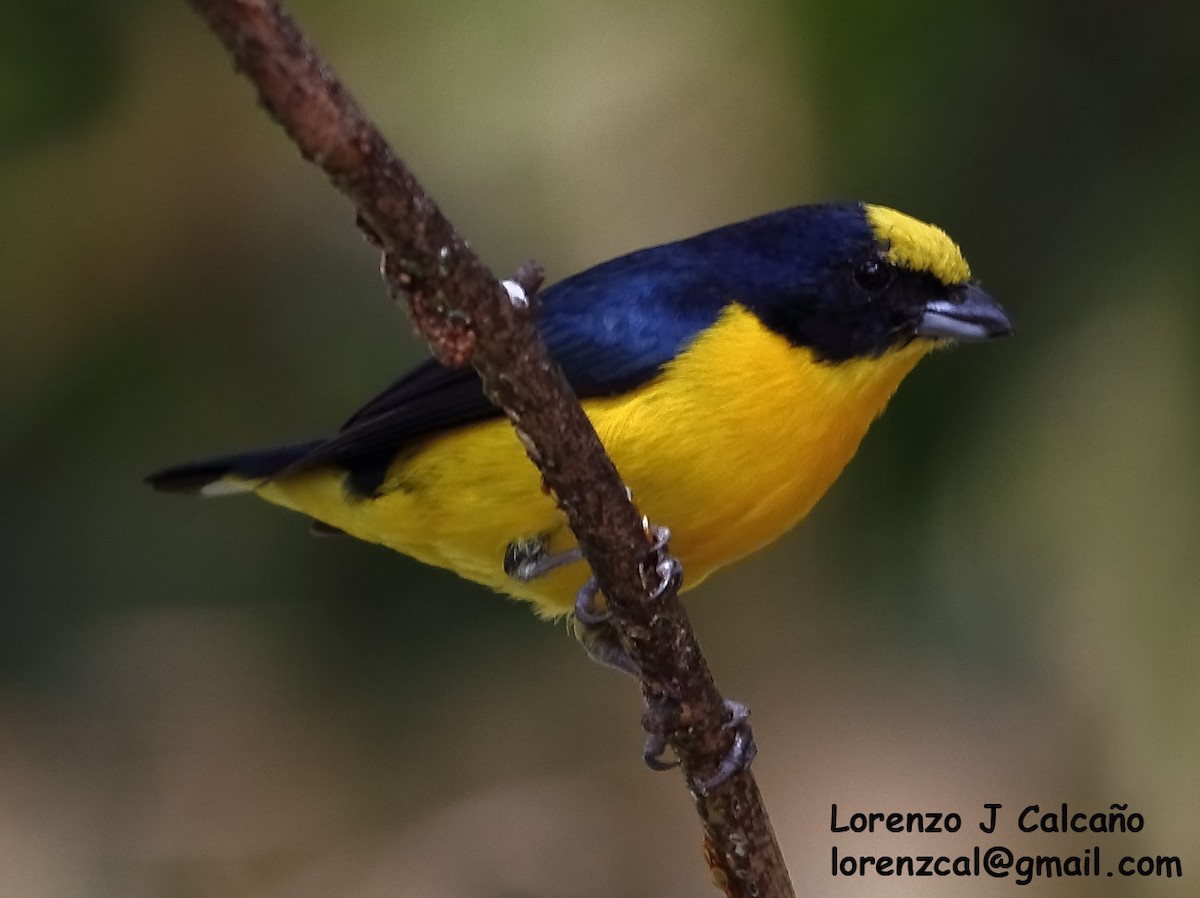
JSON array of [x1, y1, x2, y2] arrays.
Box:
[[148, 202, 1011, 624]]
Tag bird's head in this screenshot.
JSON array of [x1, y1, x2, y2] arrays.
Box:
[[717, 202, 1012, 364]]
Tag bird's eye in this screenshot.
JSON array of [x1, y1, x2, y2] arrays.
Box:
[[854, 258, 894, 292]]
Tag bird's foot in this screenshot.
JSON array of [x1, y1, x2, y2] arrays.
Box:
[[570, 521, 681, 628], [566, 614, 639, 677], [691, 699, 757, 795], [642, 699, 757, 795], [640, 520, 682, 600], [503, 535, 583, 582]]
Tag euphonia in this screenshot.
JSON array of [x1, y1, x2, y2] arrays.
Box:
[[149, 203, 1011, 620]]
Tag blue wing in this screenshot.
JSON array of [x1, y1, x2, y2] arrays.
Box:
[[291, 242, 730, 494]]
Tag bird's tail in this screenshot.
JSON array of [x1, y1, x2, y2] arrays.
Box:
[[146, 439, 323, 497]]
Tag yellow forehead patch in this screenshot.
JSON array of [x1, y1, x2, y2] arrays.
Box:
[[865, 204, 971, 286]]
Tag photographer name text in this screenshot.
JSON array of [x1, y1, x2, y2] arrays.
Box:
[[829, 803, 1183, 887]]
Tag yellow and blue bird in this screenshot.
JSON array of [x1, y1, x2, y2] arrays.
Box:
[[149, 203, 1010, 620]]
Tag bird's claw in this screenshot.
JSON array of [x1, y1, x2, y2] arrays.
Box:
[[648, 556, 683, 601], [643, 520, 671, 553], [571, 520, 679, 629], [639, 698, 755, 795], [639, 521, 682, 600], [573, 576, 610, 625], [690, 699, 757, 796], [643, 731, 679, 771]]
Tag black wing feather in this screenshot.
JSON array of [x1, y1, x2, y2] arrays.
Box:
[[286, 361, 495, 479]]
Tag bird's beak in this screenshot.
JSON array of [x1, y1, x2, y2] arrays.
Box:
[[916, 283, 1013, 342]]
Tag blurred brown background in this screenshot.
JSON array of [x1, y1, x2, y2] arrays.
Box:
[[2, 1, 1197, 895]]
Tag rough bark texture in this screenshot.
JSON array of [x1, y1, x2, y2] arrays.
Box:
[[183, 2, 796, 895]]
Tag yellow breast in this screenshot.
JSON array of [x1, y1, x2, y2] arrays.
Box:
[[258, 304, 932, 616]]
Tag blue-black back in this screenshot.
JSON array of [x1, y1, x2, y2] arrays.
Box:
[[184, 203, 876, 495]]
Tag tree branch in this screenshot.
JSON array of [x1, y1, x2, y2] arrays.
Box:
[[182, 1, 795, 894]]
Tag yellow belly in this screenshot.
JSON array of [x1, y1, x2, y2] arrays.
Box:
[[257, 305, 931, 616]]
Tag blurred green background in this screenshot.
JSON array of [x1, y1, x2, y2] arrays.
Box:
[[2, 1, 1197, 895]]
